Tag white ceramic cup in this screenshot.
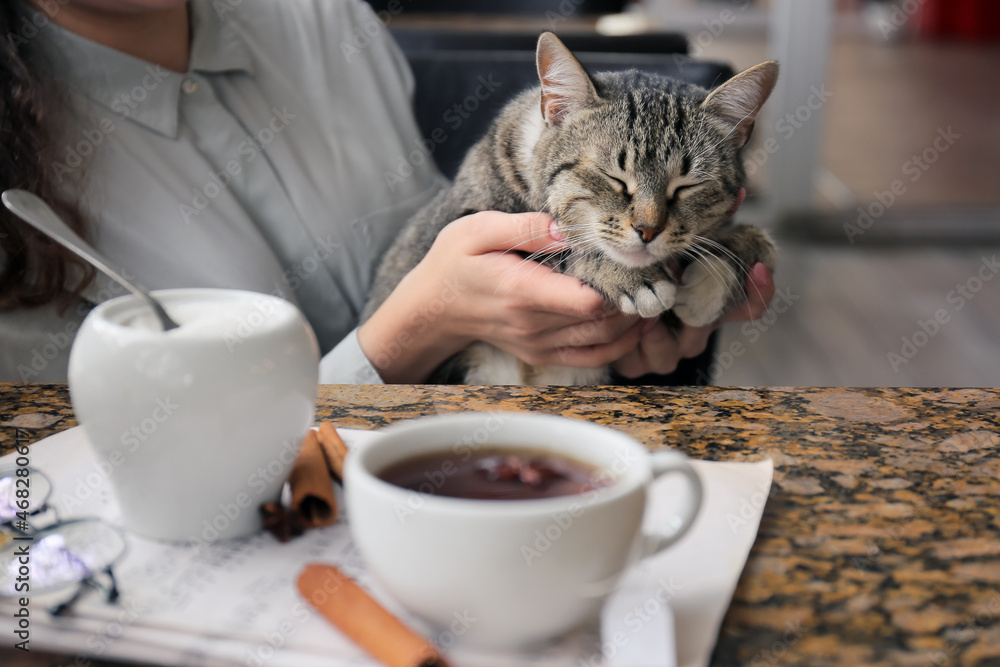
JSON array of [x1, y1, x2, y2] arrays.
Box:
[[345, 412, 703, 648], [68, 288, 319, 542]]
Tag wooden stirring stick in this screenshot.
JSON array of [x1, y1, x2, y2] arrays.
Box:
[[297, 563, 449, 667]]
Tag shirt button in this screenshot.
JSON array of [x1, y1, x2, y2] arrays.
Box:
[[182, 79, 198, 94]]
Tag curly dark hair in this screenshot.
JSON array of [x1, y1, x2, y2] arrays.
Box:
[[0, 2, 94, 311]]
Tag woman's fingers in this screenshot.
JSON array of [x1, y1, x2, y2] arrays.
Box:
[[611, 321, 671, 378], [723, 263, 775, 323], [612, 319, 715, 378], [676, 322, 715, 359], [613, 349, 657, 378], [502, 264, 611, 321], [449, 211, 568, 256], [449, 210, 610, 321], [537, 320, 646, 368], [532, 311, 640, 349]]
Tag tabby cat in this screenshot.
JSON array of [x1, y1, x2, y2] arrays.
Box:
[[364, 33, 779, 384]]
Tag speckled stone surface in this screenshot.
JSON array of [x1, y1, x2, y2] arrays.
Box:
[[2, 383, 1000, 667]]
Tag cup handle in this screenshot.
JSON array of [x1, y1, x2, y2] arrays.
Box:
[[638, 450, 703, 558]]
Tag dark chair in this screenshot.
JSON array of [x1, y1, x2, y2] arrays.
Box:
[[388, 28, 689, 57], [366, 0, 627, 15]]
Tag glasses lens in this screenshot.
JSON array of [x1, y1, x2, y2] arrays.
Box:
[[0, 466, 53, 523], [0, 519, 126, 596]]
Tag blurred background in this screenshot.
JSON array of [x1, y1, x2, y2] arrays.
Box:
[[368, 0, 1000, 387]]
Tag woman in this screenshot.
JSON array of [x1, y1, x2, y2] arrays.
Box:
[[0, 0, 773, 384]]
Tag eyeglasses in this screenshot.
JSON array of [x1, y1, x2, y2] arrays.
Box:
[[0, 466, 126, 615]]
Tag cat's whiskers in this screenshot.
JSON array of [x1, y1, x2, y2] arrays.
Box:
[[560, 250, 597, 277], [498, 227, 616, 295], [688, 234, 737, 265], [690, 238, 745, 275], [494, 240, 569, 297], [682, 239, 771, 322], [551, 233, 607, 277], [680, 246, 735, 297], [692, 235, 755, 279], [560, 233, 608, 270], [493, 232, 576, 292], [507, 260, 564, 296], [493, 224, 605, 267], [517, 238, 569, 266], [677, 248, 705, 284], [689, 236, 769, 307], [566, 230, 606, 252], [519, 242, 566, 266], [494, 228, 565, 261], [494, 264, 558, 298], [561, 248, 611, 282], [685, 245, 737, 295]]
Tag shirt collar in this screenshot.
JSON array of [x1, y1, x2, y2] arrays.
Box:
[[188, 1, 256, 77], [37, 0, 255, 139]]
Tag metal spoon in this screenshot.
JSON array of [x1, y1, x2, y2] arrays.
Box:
[[2, 189, 179, 331]]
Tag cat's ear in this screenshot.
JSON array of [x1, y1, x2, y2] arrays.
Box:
[[536, 32, 599, 125], [702, 61, 779, 148]]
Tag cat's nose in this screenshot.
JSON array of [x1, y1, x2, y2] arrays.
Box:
[[633, 225, 662, 244]]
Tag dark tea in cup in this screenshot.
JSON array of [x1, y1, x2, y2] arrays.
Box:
[[377, 447, 610, 500]]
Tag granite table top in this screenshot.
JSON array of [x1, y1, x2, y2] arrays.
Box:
[[1, 383, 999, 667]]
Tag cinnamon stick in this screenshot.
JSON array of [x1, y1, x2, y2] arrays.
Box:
[[286, 430, 338, 528], [316, 422, 350, 479], [297, 563, 449, 667]]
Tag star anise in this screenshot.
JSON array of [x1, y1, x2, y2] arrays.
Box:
[[259, 502, 305, 543]]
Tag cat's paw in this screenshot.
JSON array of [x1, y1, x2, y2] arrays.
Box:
[[673, 257, 733, 326], [618, 278, 676, 318]]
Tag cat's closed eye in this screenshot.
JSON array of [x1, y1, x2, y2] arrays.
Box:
[[668, 182, 705, 203], [599, 170, 630, 195]]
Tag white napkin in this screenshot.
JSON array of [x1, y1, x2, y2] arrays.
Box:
[[602, 584, 677, 667], [0, 427, 771, 667]]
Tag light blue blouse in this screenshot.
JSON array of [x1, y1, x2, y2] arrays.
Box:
[[0, 0, 446, 383]]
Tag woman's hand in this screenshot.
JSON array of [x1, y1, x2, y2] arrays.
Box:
[[612, 263, 775, 378], [359, 211, 645, 383]]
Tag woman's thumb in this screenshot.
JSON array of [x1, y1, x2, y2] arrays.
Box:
[[461, 211, 568, 255]]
